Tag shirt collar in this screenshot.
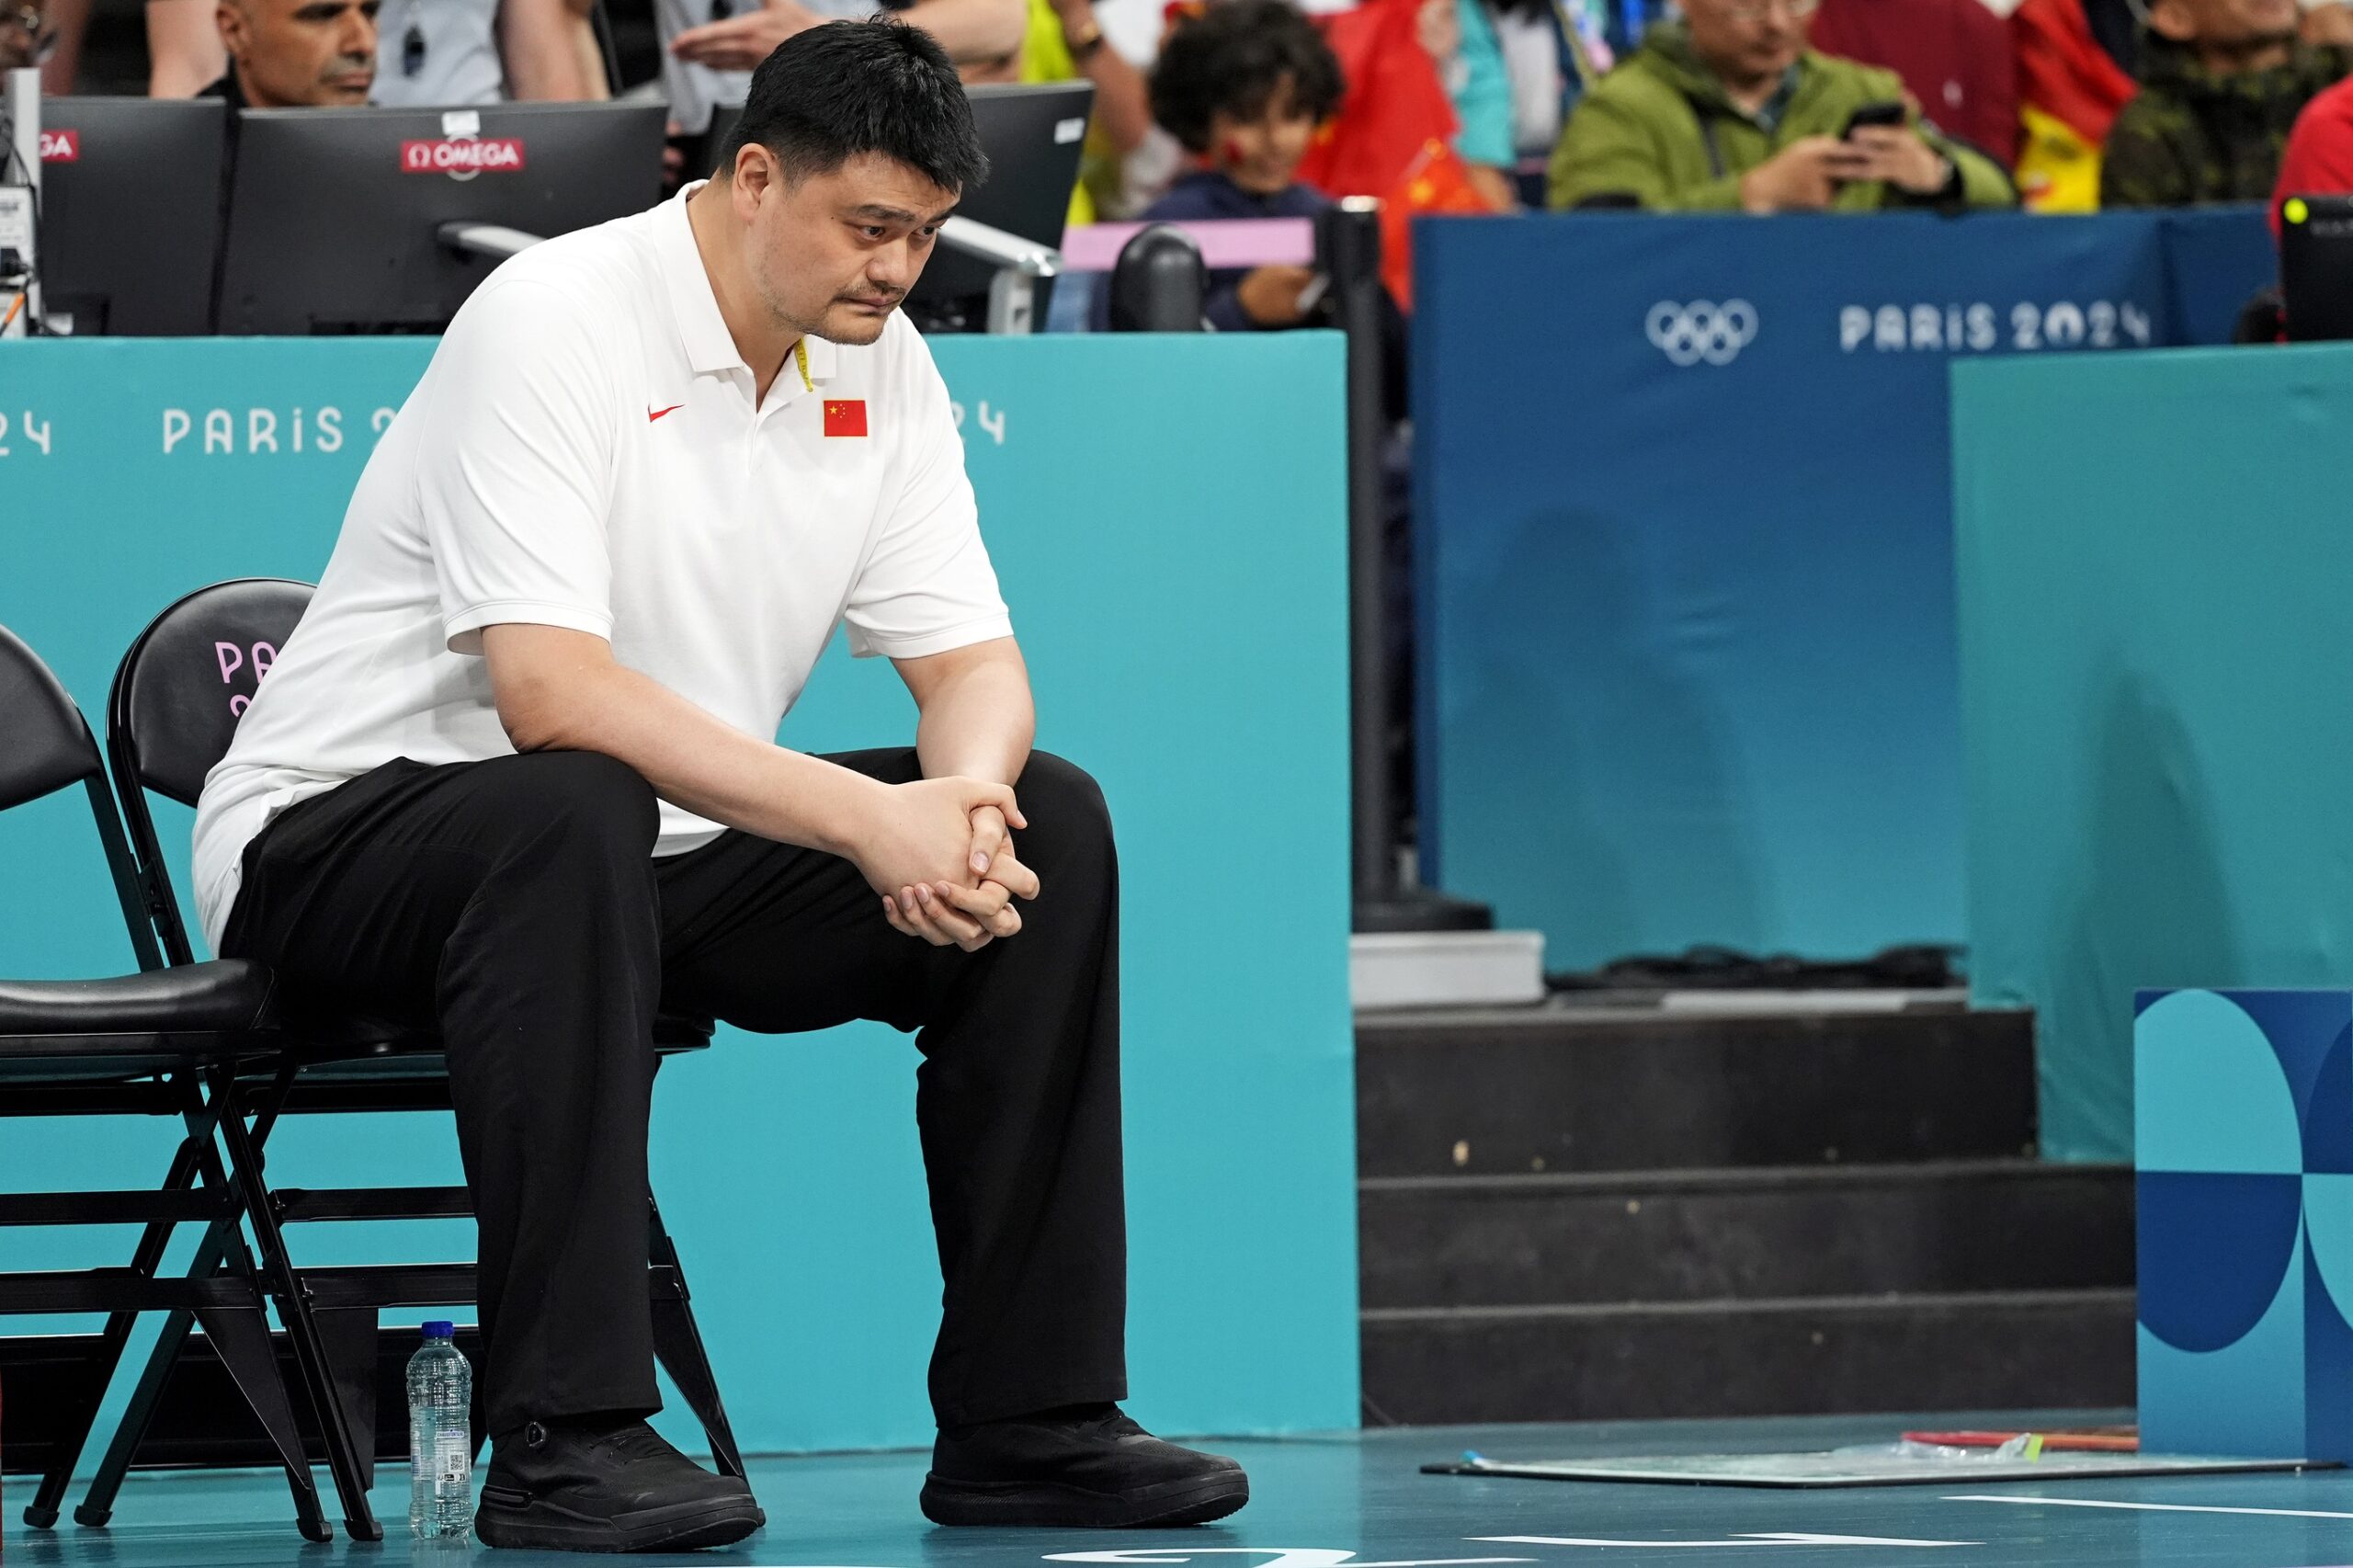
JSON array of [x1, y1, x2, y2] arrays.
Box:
[[654, 182, 839, 387], [1750, 65, 1802, 133]]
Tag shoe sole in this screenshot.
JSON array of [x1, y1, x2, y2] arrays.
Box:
[[919, 1468, 1249, 1528], [475, 1492, 767, 1553]]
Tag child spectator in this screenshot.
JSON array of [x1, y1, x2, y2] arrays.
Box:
[[1141, 0, 1345, 331]]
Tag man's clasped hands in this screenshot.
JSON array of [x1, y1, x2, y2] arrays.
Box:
[[858, 778, 1040, 954]]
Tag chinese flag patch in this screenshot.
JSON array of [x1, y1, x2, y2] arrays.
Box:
[[824, 399, 869, 437]]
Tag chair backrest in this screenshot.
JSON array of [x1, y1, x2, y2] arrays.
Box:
[[0, 624, 105, 813], [0, 624, 165, 971], [108, 579, 315, 963]]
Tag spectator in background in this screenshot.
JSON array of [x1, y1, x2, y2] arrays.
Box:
[[1422, 0, 1520, 205], [2100, 0, 2348, 206], [1488, 0, 1613, 203], [663, 0, 1025, 137], [1139, 0, 1343, 331], [151, 0, 600, 99], [2, 0, 47, 70], [2271, 68, 2353, 229], [2308, 0, 2353, 47], [1547, 0, 2012, 210], [204, 0, 376, 105], [1808, 0, 2017, 165], [968, 0, 1152, 223]]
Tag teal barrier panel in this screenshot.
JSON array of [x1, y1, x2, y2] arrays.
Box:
[[1416, 207, 2273, 974], [0, 334, 1358, 1452], [1953, 343, 2353, 1163]]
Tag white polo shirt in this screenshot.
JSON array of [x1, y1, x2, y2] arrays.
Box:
[[190, 182, 1011, 950]]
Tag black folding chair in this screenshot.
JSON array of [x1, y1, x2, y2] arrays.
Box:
[[0, 623, 336, 1543], [80, 579, 748, 1542]]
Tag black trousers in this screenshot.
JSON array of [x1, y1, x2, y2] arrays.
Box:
[[220, 747, 1127, 1437]]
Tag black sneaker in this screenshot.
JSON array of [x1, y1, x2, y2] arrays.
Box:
[[921, 1404, 1249, 1528], [474, 1416, 765, 1552]]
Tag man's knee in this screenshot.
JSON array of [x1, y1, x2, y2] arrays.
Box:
[[1017, 753, 1113, 859], [488, 751, 660, 862]]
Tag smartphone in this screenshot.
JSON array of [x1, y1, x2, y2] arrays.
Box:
[[1842, 100, 1907, 138]]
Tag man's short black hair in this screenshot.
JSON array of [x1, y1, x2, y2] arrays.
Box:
[[1149, 0, 1344, 156], [716, 17, 988, 195]]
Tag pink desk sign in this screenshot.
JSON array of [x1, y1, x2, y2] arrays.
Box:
[[1060, 218, 1319, 274]]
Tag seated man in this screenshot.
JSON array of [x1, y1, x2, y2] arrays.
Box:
[[1548, 0, 2014, 211], [191, 17, 1247, 1555], [203, 0, 377, 106], [2100, 0, 2348, 207]]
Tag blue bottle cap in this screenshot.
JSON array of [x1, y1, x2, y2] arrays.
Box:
[[423, 1320, 456, 1339]]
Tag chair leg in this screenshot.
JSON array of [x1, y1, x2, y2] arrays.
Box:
[[194, 1303, 335, 1543], [648, 1198, 747, 1480], [75, 1301, 200, 1528], [77, 1075, 256, 1529], [23, 1135, 206, 1529], [79, 1096, 327, 1540], [209, 1069, 384, 1543]]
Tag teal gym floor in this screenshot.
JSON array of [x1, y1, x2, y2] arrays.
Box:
[[10, 1412, 2350, 1568]]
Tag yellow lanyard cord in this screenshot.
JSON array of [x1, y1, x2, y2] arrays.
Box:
[[794, 337, 813, 393]]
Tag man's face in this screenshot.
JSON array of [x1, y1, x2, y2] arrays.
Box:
[[1208, 74, 1318, 197], [0, 0, 44, 71], [2151, 0, 2301, 48], [727, 148, 959, 347], [217, 0, 378, 107], [1683, 0, 1811, 86]]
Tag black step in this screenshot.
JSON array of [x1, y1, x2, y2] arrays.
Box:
[[1360, 1289, 2136, 1425], [1358, 1006, 2036, 1177], [1358, 1160, 2133, 1309]]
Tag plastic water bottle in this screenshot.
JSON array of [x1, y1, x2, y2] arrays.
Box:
[[408, 1322, 473, 1540]]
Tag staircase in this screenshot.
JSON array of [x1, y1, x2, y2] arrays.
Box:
[[1356, 1003, 2136, 1424]]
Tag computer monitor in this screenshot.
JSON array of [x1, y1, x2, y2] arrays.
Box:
[[2281, 193, 2353, 344], [35, 97, 228, 335], [703, 80, 1093, 331], [214, 102, 666, 335]]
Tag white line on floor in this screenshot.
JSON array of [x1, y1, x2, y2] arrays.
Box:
[[1947, 1494, 2353, 1520]]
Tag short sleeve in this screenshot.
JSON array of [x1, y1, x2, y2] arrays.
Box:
[[413, 278, 620, 655], [841, 335, 1013, 660]]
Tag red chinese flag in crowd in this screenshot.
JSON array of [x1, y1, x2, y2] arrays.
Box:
[[2012, 0, 2137, 211], [1295, 0, 1459, 199], [1379, 137, 1497, 311]]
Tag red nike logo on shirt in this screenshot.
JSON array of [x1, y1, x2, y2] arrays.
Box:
[[647, 403, 685, 422]]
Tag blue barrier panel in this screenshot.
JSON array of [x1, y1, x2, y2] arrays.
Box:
[[2136, 988, 2353, 1460], [0, 334, 1358, 1453], [1413, 207, 2272, 973], [1953, 342, 2353, 1164]]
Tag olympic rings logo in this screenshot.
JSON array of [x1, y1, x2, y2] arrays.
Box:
[[1645, 300, 1759, 367]]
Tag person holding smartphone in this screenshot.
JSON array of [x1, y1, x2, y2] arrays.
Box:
[[1547, 0, 2013, 211]]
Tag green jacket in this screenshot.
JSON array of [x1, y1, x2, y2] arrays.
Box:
[[2099, 37, 2349, 209], [1547, 24, 2015, 212]]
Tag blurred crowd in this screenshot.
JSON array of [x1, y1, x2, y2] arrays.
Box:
[[7, 0, 2351, 329]]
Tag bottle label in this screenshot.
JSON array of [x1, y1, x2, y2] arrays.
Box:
[[412, 1426, 472, 1490]]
